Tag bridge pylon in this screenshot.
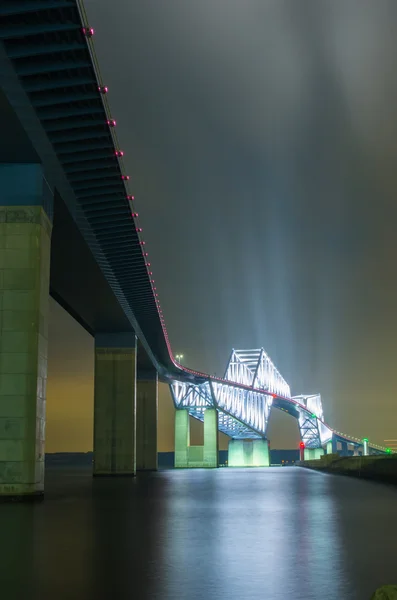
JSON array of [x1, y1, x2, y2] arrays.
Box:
[[175, 408, 218, 468], [0, 166, 52, 500], [228, 439, 270, 467]]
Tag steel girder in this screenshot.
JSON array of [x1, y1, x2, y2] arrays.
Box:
[[224, 348, 291, 398], [298, 412, 321, 449], [171, 350, 332, 446], [170, 379, 273, 439], [293, 394, 331, 448], [293, 394, 324, 421]]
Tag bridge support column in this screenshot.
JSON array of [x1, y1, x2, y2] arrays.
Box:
[[174, 408, 218, 468], [340, 441, 348, 457], [136, 374, 158, 471], [304, 448, 324, 460], [363, 439, 369, 456], [93, 333, 137, 475], [228, 439, 270, 467], [203, 408, 218, 467], [175, 409, 189, 467], [0, 165, 52, 500]]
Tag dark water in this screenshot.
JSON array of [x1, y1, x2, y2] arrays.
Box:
[[0, 467, 396, 599]]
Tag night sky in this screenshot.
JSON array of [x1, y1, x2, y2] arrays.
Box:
[[47, 1, 397, 451]]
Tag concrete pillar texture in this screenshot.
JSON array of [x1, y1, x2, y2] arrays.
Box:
[[304, 448, 324, 461], [175, 408, 218, 468], [0, 164, 52, 499], [93, 333, 137, 475], [136, 376, 158, 471], [228, 439, 270, 467]]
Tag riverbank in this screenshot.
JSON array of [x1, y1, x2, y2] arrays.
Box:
[[300, 453, 397, 484]]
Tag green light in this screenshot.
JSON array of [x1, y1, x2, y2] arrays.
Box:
[[311, 413, 316, 418], [386, 448, 392, 454], [362, 438, 369, 442]]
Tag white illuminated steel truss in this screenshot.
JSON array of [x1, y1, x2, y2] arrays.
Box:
[[170, 349, 329, 446], [225, 349, 291, 398], [293, 394, 324, 421], [292, 394, 332, 448], [170, 379, 271, 439]]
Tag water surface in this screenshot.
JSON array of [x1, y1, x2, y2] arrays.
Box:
[[0, 467, 395, 599]]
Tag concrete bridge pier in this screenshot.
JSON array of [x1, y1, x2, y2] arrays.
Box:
[[93, 332, 137, 476], [228, 439, 270, 467], [340, 441, 349, 457], [0, 164, 53, 500], [136, 372, 158, 471], [175, 408, 218, 468], [326, 436, 339, 454], [304, 448, 324, 460]]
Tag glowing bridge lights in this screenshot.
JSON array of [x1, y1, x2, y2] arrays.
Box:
[[131, 213, 138, 218], [127, 195, 134, 201], [115, 150, 124, 157], [171, 349, 329, 443], [143, 252, 148, 257], [82, 27, 94, 37], [107, 119, 116, 127], [121, 175, 129, 181], [98, 86, 108, 94], [136, 227, 142, 232], [139, 241, 145, 245]]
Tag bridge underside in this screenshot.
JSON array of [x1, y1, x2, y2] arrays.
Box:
[[0, 87, 134, 338]]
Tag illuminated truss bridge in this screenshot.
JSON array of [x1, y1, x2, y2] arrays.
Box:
[[170, 348, 388, 453]]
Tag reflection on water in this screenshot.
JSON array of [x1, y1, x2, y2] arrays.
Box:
[[0, 467, 396, 599]]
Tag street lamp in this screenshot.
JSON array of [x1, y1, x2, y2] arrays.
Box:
[[175, 354, 184, 364]]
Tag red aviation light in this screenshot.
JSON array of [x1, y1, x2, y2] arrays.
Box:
[[82, 27, 94, 37]]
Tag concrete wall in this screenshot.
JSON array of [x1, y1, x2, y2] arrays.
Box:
[[301, 454, 397, 484], [228, 439, 270, 467]]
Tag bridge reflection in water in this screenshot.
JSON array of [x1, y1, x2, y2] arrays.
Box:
[[0, 466, 396, 600]]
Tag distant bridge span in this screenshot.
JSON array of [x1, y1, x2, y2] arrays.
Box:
[[171, 349, 386, 456]]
